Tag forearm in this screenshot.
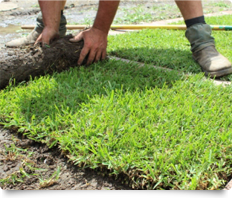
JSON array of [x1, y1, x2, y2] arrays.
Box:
[[93, 0, 120, 34], [38, 0, 62, 32]]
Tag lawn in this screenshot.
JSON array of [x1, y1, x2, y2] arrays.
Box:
[[108, 15, 232, 81], [1, 15, 232, 190]]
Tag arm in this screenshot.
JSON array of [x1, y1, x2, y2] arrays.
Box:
[[35, 1, 62, 45], [93, 0, 120, 34], [70, 1, 120, 65]]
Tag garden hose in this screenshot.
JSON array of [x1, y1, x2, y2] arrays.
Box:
[[21, 24, 232, 31]]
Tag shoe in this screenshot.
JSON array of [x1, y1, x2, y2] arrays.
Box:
[[5, 11, 67, 47], [192, 46, 232, 78], [5, 30, 41, 47], [186, 23, 232, 77]]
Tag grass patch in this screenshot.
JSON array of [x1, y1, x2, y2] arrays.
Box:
[[108, 29, 199, 72], [211, 1, 230, 8], [203, 1, 232, 14], [108, 15, 232, 81], [170, 14, 232, 25], [67, 1, 232, 26], [113, 3, 180, 24], [70, 3, 178, 26], [70, 1, 232, 26], [113, 1, 232, 24], [1, 60, 232, 190]]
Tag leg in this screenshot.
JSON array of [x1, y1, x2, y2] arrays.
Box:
[[175, 0, 203, 20], [6, 0, 67, 47], [175, 0, 232, 77]]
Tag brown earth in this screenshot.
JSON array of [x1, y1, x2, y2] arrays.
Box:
[[0, 35, 86, 89], [0, 126, 131, 190]]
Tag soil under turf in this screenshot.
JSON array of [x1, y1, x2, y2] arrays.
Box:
[[0, 126, 131, 190]]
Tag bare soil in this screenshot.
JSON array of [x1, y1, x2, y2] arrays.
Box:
[[0, 126, 131, 190]]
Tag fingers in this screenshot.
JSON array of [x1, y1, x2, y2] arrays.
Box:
[[95, 50, 102, 63], [94, 48, 107, 64], [34, 28, 59, 46], [69, 32, 83, 43], [34, 34, 42, 46], [101, 49, 107, 60], [42, 36, 49, 45], [41, 34, 56, 46], [35, 38, 50, 46], [78, 47, 106, 66], [86, 49, 98, 66], [78, 46, 89, 66], [34, 33, 50, 46], [74, 28, 108, 66]]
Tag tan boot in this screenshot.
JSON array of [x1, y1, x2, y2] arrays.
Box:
[[5, 11, 67, 48], [5, 30, 41, 47], [186, 23, 232, 77], [192, 46, 232, 78]]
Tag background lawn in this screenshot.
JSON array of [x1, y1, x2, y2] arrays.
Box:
[[108, 15, 232, 81]]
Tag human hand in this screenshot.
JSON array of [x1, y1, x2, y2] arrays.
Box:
[[35, 27, 59, 46], [70, 27, 108, 66]]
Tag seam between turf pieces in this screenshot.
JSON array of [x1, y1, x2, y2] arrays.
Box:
[[109, 56, 232, 87]]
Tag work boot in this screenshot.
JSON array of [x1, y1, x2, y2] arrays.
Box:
[[185, 23, 232, 78], [5, 11, 67, 47]]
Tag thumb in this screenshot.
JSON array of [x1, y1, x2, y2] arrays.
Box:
[[69, 32, 83, 43], [34, 34, 42, 46]]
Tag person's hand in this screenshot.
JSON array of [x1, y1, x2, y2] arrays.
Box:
[[35, 27, 59, 46], [70, 27, 108, 66]]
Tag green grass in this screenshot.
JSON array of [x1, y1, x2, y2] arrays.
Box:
[[203, 1, 232, 14], [67, 2, 232, 26], [211, 1, 230, 8], [113, 4, 180, 24], [171, 14, 232, 25], [114, 5, 154, 24], [108, 29, 199, 72], [71, 3, 176, 25], [113, 2, 232, 25], [1, 59, 232, 190], [66, 1, 232, 26], [108, 15, 232, 81]]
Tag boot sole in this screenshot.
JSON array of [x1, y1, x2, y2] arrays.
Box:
[[203, 67, 232, 78]]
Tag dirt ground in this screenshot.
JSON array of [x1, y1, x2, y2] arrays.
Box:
[[0, 126, 131, 190], [1, 0, 232, 191]]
